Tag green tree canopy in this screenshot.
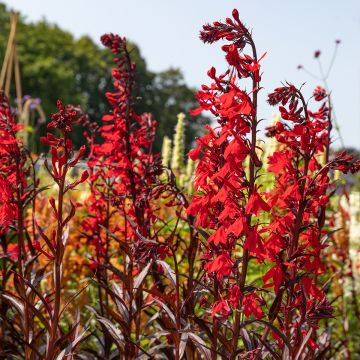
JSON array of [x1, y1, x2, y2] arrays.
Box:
[[0, 3, 206, 152]]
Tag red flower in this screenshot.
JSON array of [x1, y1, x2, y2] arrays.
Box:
[[228, 216, 248, 237], [205, 254, 233, 279], [0, 177, 15, 228], [208, 226, 227, 246], [188, 146, 202, 161], [267, 150, 292, 175], [245, 191, 270, 215], [243, 293, 263, 319], [212, 299, 231, 317], [313, 86, 327, 101], [263, 265, 283, 294], [47, 100, 79, 132], [200, 9, 247, 45]]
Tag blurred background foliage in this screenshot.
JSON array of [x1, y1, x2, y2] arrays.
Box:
[[0, 2, 207, 152]]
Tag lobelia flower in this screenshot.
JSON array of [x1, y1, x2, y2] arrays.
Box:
[[81, 32, 164, 280], [47, 100, 78, 132], [187, 8, 360, 354], [262, 81, 360, 350], [313, 86, 327, 101], [186, 9, 269, 323]]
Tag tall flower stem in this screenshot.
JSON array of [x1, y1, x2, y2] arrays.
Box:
[[47, 136, 68, 359], [231, 35, 259, 359]]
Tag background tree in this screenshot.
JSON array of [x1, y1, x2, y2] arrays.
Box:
[[0, 2, 207, 152]]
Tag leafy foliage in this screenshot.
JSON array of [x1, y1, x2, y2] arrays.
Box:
[[0, 7, 359, 360]]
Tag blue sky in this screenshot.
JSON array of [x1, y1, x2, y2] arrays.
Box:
[[3, 0, 360, 149]]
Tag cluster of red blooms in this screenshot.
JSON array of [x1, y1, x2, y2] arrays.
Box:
[[82, 33, 163, 273], [38, 100, 88, 260], [0, 98, 88, 262], [0, 94, 24, 230], [263, 85, 340, 350], [0, 94, 89, 356], [0, 94, 33, 272], [79, 34, 172, 359], [1, 9, 359, 359], [39, 99, 89, 355], [186, 9, 360, 355], [187, 9, 266, 321]]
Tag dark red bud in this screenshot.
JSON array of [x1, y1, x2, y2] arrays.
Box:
[[232, 9, 240, 22]]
